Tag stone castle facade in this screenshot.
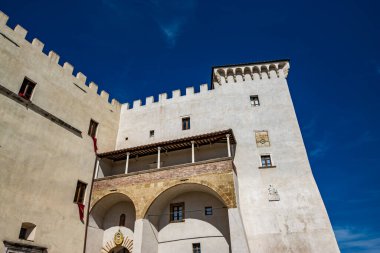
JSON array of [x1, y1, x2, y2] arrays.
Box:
[[0, 10, 339, 253]]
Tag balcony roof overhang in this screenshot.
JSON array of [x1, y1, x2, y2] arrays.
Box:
[[98, 129, 236, 161]]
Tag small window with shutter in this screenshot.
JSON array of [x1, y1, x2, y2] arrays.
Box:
[[73, 181, 87, 204]]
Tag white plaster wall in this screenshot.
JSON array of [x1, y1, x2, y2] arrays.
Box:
[[0, 14, 120, 253], [145, 191, 230, 253], [159, 237, 229, 253], [86, 226, 104, 253], [103, 202, 136, 231], [116, 76, 339, 252]]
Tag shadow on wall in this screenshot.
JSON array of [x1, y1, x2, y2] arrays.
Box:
[[145, 184, 231, 246], [87, 193, 136, 252]]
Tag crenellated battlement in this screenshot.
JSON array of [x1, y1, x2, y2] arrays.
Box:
[[0, 10, 289, 114], [0, 11, 121, 109], [124, 60, 290, 111], [212, 60, 290, 88], [124, 83, 211, 110]]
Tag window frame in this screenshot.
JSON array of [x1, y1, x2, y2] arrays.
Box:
[[88, 119, 99, 138], [19, 222, 37, 241], [18, 77, 36, 101], [149, 130, 155, 138], [250, 95, 260, 106], [170, 202, 185, 222], [182, 117, 191, 130], [73, 180, 87, 204], [259, 154, 275, 168], [205, 206, 213, 216], [192, 243, 201, 253]]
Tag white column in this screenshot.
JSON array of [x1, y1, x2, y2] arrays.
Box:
[[94, 158, 100, 179], [191, 141, 195, 163], [157, 147, 161, 168], [125, 152, 130, 174], [226, 134, 231, 157]]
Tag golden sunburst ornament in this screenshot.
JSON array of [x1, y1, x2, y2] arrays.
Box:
[[113, 230, 124, 245]]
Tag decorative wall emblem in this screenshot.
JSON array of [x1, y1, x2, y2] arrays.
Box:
[[255, 131, 270, 147], [268, 185, 280, 201], [113, 230, 124, 245]]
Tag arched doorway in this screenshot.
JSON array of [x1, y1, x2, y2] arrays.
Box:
[[110, 246, 129, 253], [86, 193, 136, 253], [144, 183, 231, 253]]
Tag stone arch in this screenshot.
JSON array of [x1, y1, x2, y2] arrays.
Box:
[[226, 68, 235, 83], [142, 182, 233, 252], [141, 181, 235, 219], [90, 192, 137, 212], [269, 64, 278, 78], [101, 236, 133, 253], [216, 69, 226, 84], [260, 65, 269, 79], [252, 66, 261, 79], [235, 68, 244, 82], [88, 193, 136, 253], [243, 67, 252, 80]]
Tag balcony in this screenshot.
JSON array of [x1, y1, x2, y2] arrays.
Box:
[[91, 156, 237, 220], [95, 129, 236, 179]]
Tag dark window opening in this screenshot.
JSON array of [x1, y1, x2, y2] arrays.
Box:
[[250, 95, 260, 106], [170, 202, 185, 222], [119, 214, 126, 226], [73, 181, 87, 204], [182, 117, 191, 130], [150, 130, 155, 137], [193, 243, 201, 253], [261, 155, 272, 167], [18, 77, 36, 100], [19, 227, 27, 240], [205, 206, 213, 216], [18, 223, 36, 241], [88, 119, 98, 138]]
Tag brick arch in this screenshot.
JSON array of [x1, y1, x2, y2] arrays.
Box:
[[140, 180, 236, 219], [101, 235, 133, 253], [90, 191, 137, 213]]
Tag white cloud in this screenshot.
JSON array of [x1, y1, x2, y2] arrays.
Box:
[[149, 0, 197, 47], [309, 136, 330, 158], [158, 19, 184, 47], [335, 227, 380, 253], [101, 0, 197, 47]]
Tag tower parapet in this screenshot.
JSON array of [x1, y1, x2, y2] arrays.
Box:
[[212, 60, 290, 88]]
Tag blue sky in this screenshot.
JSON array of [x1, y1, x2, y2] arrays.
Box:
[[1, 0, 380, 252]]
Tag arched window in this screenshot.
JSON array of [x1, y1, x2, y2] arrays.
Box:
[[119, 214, 126, 226]]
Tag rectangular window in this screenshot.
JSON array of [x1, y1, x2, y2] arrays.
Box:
[[260, 155, 272, 168], [73, 181, 87, 204], [192, 243, 201, 253], [88, 119, 98, 138], [19, 223, 36, 241], [250, 95, 260, 106], [18, 77, 36, 100], [170, 202, 185, 222], [182, 117, 191, 130], [150, 130, 155, 137], [205, 206, 213, 216]]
